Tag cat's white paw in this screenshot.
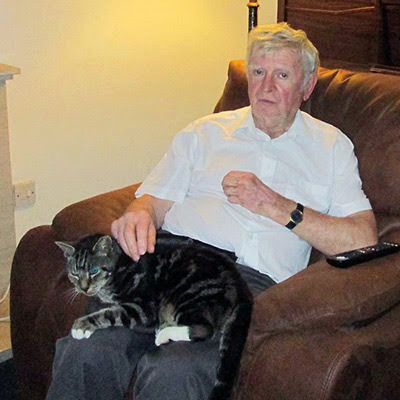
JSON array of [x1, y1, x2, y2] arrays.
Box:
[[71, 318, 95, 340], [71, 328, 94, 340], [155, 326, 190, 346]]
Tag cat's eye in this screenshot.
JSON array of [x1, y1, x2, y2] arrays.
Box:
[[89, 267, 100, 275]]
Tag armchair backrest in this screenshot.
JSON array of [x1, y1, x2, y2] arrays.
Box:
[[215, 60, 400, 244]]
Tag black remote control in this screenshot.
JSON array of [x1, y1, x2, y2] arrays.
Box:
[[326, 242, 400, 268]]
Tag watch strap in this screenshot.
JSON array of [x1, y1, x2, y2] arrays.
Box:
[[285, 203, 304, 230]]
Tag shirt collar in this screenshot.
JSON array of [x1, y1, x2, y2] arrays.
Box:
[[233, 107, 302, 142]]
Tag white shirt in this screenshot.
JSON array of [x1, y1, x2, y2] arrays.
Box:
[[136, 106, 371, 282]]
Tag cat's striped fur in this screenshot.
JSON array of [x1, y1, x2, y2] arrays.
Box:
[[56, 230, 253, 400]]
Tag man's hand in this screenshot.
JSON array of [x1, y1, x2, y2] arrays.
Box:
[[111, 195, 173, 261], [111, 208, 156, 262], [221, 171, 293, 221]]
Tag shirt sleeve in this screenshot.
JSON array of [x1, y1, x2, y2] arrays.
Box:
[[329, 134, 372, 217], [136, 125, 198, 203]]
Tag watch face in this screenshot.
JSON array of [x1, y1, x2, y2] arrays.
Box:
[[291, 209, 303, 224]]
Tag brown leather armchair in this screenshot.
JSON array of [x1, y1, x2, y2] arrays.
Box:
[[11, 61, 400, 400]]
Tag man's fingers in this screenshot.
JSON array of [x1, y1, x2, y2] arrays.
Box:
[[114, 221, 140, 261], [147, 223, 157, 253], [123, 223, 141, 261], [134, 217, 152, 256], [222, 184, 237, 196], [222, 170, 254, 193], [221, 178, 237, 196], [226, 195, 240, 204], [221, 174, 235, 188], [111, 216, 141, 261]]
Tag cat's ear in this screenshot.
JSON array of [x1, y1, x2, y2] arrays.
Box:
[[92, 235, 113, 255], [55, 241, 76, 258]]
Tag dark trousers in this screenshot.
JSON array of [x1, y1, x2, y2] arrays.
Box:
[[46, 264, 275, 400]]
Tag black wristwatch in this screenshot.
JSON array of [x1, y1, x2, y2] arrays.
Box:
[[285, 203, 304, 230]]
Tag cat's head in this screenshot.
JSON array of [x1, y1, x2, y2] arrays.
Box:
[[56, 235, 121, 297]]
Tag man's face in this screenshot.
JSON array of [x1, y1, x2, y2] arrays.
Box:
[[247, 48, 316, 136]]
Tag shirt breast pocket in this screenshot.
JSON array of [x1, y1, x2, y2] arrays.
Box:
[[273, 179, 331, 214]]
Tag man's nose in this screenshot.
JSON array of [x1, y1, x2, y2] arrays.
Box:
[[261, 75, 274, 92]]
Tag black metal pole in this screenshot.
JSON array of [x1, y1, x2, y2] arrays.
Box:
[[247, 1, 260, 32]]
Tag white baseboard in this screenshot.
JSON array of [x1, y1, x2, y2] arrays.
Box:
[[0, 349, 12, 363]]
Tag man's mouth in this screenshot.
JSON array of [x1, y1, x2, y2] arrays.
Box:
[[258, 98, 275, 105]]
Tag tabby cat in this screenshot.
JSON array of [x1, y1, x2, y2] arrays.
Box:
[[56, 230, 253, 400]]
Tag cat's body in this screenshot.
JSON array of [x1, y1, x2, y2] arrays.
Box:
[[56, 230, 253, 400]]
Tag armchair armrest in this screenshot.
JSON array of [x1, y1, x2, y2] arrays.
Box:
[[250, 254, 400, 343], [52, 183, 140, 241]]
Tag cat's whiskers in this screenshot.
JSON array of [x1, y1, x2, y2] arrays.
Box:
[[64, 287, 81, 305]]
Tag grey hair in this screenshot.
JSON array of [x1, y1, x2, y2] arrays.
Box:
[[246, 22, 320, 84]]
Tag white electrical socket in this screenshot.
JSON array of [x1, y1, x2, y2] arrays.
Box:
[[13, 180, 36, 209]]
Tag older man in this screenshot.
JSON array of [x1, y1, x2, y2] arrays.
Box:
[[46, 23, 377, 400], [112, 24, 376, 280]]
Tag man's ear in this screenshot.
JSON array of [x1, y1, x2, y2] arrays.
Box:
[[302, 73, 318, 102], [55, 241, 75, 258]]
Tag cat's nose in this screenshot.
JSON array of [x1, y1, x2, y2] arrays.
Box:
[[80, 283, 89, 293]]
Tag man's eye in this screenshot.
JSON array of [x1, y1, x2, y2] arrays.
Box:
[[89, 267, 100, 275], [279, 72, 289, 79], [253, 69, 263, 76]]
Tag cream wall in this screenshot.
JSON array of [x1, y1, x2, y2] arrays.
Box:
[[1, 0, 277, 243]]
